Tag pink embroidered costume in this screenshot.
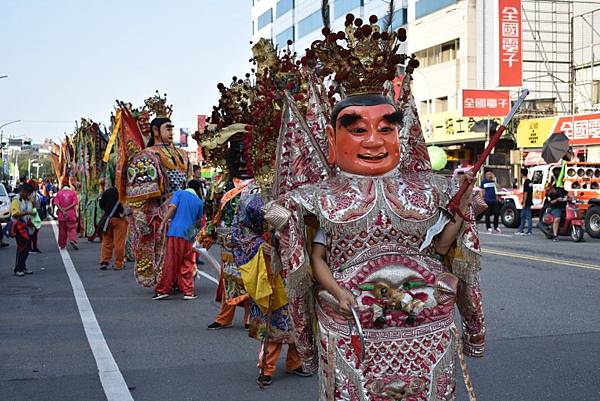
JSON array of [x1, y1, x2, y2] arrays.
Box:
[[266, 16, 485, 401]]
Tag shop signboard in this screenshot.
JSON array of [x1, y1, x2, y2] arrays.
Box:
[[498, 0, 522, 87], [517, 113, 600, 148], [421, 111, 495, 144], [462, 89, 510, 117]]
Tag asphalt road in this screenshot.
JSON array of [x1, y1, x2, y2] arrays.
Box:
[[1, 220, 599, 401]]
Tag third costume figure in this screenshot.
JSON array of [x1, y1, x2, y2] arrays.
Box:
[[124, 93, 190, 287]]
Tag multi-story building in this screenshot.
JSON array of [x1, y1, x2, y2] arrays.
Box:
[[251, 0, 600, 168], [251, 0, 409, 54]]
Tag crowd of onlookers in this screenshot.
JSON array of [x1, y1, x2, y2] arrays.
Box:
[[1, 176, 59, 276]]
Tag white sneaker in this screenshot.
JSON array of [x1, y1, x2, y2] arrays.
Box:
[[487, 228, 493, 233], [515, 232, 525, 236], [494, 228, 502, 233], [183, 294, 198, 300]]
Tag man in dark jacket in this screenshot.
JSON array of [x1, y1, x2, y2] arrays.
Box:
[[98, 187, 128, 270]]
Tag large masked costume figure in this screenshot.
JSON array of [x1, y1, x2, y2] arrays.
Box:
[[124, 93, 190, 287], [72, 119, 108, 240], [197, 77, 256, 329], [268, 16, 485, 401]]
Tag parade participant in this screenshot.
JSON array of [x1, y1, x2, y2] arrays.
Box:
[[153, 179, 204, 300], [195, 76, 256, 330], [232, 193, 310, 386], [54, 178, 79, 250], [125, 93, 191, 287], [267, 15, 485, 400], [98, 186, 128, 270], [205, 146, 253, 330], [10, 183, 35, 276]]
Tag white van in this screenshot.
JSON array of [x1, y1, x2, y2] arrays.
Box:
[[0, 183, 10, 221]]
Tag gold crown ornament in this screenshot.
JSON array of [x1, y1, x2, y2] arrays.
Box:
[[249, 39, 308, 190], [303, 14, 419, 98], [144, 90, 173, 118]]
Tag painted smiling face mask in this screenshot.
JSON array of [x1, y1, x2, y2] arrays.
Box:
[[326, 94, 402, 176]]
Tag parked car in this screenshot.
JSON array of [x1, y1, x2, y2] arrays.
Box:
[[0, 183, 11, 222]]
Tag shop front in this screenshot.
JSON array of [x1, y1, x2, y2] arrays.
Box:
[[421, 110, 513, 170]]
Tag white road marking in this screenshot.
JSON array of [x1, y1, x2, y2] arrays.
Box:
[[196, 269, 219, 285], [479, 231, 513, 238], [51, 221, 134, 401], [483, 247, 600, 272]]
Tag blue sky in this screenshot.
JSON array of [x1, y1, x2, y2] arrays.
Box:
[[0, 0, 252, 144]]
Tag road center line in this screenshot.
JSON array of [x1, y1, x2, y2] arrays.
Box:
[[50, 221, 134, 401], [483, 247, 600, 272]]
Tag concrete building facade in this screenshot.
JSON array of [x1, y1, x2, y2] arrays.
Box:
[[251, 0, 600, 164]]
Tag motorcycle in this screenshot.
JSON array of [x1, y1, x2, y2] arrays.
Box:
[[539, 198, 585, 242]]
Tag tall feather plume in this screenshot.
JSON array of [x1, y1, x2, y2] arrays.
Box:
[[383, 0, 395, 33], [321, 0, 330, 29]]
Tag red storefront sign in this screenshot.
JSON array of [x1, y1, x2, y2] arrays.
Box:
[[462, 89, 510, 117], [498, 0, 522, 87], [553, 113, 600, 146]]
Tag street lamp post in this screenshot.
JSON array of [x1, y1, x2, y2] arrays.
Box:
[[0, 120, 22, 183]]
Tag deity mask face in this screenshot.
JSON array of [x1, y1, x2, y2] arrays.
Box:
[[157, 122, 174, 145], [327, 104, 401, 176], [149, 118, 174, 146]]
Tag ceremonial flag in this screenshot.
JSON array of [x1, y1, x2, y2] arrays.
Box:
[[115, 107, 145, 201]]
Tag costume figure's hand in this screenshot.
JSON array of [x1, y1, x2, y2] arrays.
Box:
[[335, 288, 357, 320], [458, 170, 476, 212]]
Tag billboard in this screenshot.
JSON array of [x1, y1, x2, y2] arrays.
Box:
[[498, 0, 522, 86], [462, 89, 510, 117], [517, 113, 600, 148]]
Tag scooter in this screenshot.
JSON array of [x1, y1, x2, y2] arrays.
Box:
[[539, 198, 585, 242]]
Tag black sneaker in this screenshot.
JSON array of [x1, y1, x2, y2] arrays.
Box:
[[0, 243, 9, 248], [152, 293, 169, 300], [286, 366, 313, 377], [244, 324, 250, 331], [207, 322, 232, 330], [30, 248, 42, 253], [552, 236, 559, 242], [256, 374, 272, 386], [23, 269, 33, 275], [99, 263, 109, 270]]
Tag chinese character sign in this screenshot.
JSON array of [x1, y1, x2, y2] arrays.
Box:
[[554, 113, 600, 146], [517, 113, 600, 148], [462, 89, 510, 117], [498, 0, 522, 87]]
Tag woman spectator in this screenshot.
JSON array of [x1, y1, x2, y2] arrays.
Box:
[[54, 178, 79, 250]]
